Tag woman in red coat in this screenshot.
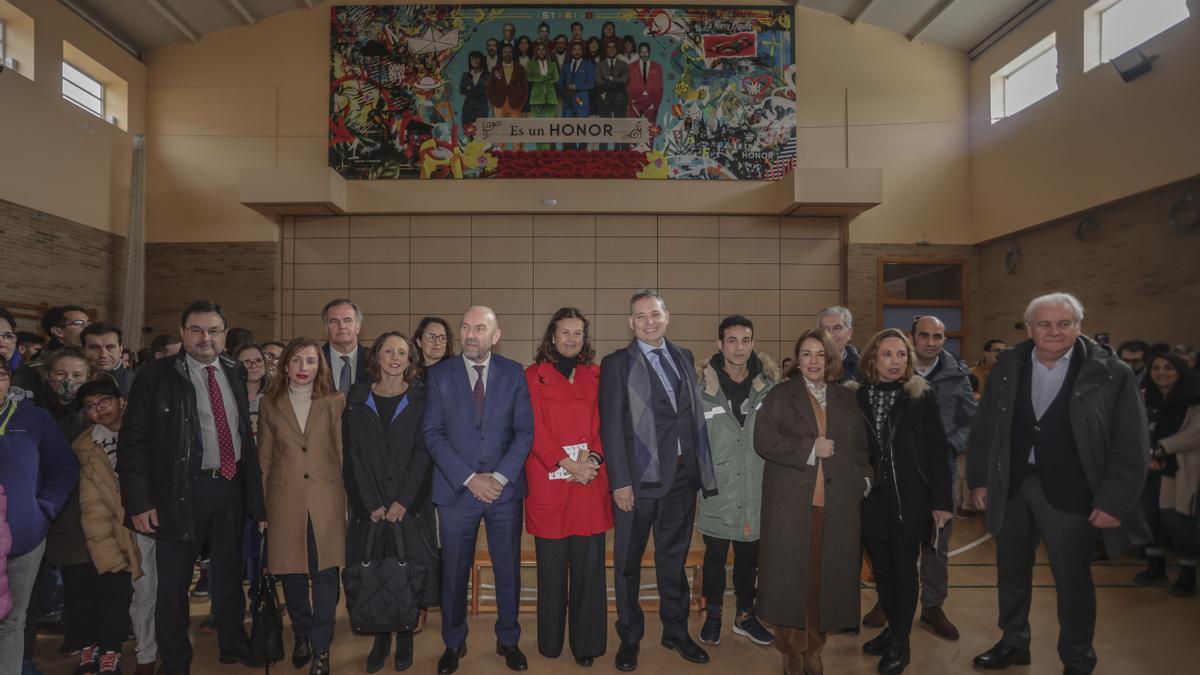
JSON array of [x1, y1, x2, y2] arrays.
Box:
[[525, 307, 612, 667]]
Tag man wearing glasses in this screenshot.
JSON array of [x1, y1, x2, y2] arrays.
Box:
[[321, 298, 369, 393], [118, 300, 266, 675], [12, 305, 92, 407]]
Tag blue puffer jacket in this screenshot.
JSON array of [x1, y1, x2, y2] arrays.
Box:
[[0, 400, 78, 557]]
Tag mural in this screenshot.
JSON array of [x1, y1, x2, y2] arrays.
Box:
[[329, 5, 795, 180]]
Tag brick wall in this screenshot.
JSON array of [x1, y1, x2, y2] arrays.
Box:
[[145, 242, 279, 343], [0, 198, 125, 329], [846, 242, 981, 351], [976, 180, 1200, 349]]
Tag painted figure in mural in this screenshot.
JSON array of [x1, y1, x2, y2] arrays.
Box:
[[553, 35, 570, 69], [558, 41, 594, 150], [487, 44, 529, 149], [620, 35, 637, 64], [528, 41, 561, 150], [459, 50, 491, 127], [485, 38, 499, 71], [516, 35, 533, 67], [597, 41, 630, 149], [586, 36, 602, 63], [600, 21, 620, 54], [536, 22, 552, 50], [628, 42, 664, 127], [501, 22, 517, 50], [569, 21, 584, 46]]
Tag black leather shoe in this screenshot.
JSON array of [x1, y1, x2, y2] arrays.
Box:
[[309, 652, 330, 675], [615, 642, 639, 672], [496, 643, 528, 671], [878, 641, 909, 674], [863, 627, 892, 656], [574, 655, 594, 667], [218, 649, 265, 668], [436, 645, 467, 675], [972, 642, 1031, 670], [366, 633, 390, 673], [292, 636, 313, 669], [395, 631, 413, 671], [661, 635, 709, 664]]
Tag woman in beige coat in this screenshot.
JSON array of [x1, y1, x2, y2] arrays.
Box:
[[259, 337, 346, 675]]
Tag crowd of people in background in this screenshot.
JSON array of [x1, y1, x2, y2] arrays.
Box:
[[0, 291, 1195, 675]]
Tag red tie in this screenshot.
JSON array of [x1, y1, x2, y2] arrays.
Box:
[[473, 365, 486, 419], [206, 366, 237, 479]]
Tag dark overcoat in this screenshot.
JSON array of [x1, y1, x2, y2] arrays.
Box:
[[754, 378, 871, 631]]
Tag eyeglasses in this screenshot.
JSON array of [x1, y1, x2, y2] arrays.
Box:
[[185, 326, 226, 338], [422, 333, 448, 344], [60, 319, 90, 329], [263, 353, 279, 363], [81, 395, 116, 416], [241, 358, 264, 368], [0, 332, 15, 343], [0, 372, 10, 382]]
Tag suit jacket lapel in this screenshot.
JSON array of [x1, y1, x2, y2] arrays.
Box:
[[449, 357, 477, 423]]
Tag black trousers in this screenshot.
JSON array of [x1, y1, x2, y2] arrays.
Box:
[[1142, 471, 1168, 551], [534, 533, 607, 660], [997, 475, 1096, 673], [863, 536, 920, 643], [613, 462, 697, 644], [281, 517, 340, 654], [69, 567, 134, 652], [59, 561, 99, 650], [700, 535, 760, 612], [155, 474, 248, 673]]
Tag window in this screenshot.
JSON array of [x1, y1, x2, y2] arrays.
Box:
[[62, 61, 103, 118], [1085, 0, 1190, 71], [989, 33, 1057, 122], [877, 259, 969, 358], [0, 19, 7, 63]]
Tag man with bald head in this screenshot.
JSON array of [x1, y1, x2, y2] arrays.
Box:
[[423, 306, 534, 674], [907, 315, 977, 641]]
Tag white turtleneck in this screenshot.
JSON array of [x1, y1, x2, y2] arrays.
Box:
[[288, 381, 313, 433]]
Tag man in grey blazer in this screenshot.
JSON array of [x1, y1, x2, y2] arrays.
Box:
[[967, 292, 1147, 675]]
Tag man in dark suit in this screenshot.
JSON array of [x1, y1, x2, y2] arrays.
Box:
[[600, 290, 719, 672], [967, 292, 1148, 675], [321, 298, 368, 393], [424, 306, 533, 674], [559, 41, 594, 150], [596, 40, 629, 149], [118, 300, 266, 675]]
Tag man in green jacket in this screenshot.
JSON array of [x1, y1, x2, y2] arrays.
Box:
[[696, 315, 777, 647]]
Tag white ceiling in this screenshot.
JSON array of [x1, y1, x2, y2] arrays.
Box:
[[62, 0, 1049, 59], [797, 0, 1049, 55]]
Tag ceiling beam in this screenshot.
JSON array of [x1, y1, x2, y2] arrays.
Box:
[[59, 0, 142, 58], [145, 0, 199, 43], [968, 0, 1054, 61], [846, 0, 880, 24], [227, 0, 256, 26], [907, 0, 958, 41]]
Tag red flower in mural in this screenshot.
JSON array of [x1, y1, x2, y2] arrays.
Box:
[[490, 149, 644, 178]]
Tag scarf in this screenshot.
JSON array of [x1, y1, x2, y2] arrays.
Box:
[[806, 379, 828, 507], [624, 341, 717, 495], [552, 351, 578, 381]]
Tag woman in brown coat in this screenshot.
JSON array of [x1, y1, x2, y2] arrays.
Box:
[[755, 329, 871, 675], [259, 337, 347, 675]]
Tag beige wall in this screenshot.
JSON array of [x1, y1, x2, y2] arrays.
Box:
[[142, 2, 970, 244], [0, 0, 145, 235], [969, 0, 1200, 241], [281, 214, 841, 363]]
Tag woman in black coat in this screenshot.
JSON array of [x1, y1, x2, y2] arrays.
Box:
[[343, 331, 437, 673], [459, 51, 491, 126], [852, 329, 953, 675]]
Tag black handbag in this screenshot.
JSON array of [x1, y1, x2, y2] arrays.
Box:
[[248, 532, 284, 666], [343, 520, 431, 634]]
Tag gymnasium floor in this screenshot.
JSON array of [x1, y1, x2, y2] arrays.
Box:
[[33, 515, 1197, 674]]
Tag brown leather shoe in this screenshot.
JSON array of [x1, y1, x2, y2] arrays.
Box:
[[919, 607, 960, 641], [862, 601, 886, 628]]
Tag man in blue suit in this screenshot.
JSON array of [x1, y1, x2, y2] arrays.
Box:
[[558, 41, 594, 149], [424, 306, 534, 674]]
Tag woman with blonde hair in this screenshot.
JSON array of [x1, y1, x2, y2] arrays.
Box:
[[259, 338, 346, 675], [853, 328, 953, 675], [755, 329, 870, 675]]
